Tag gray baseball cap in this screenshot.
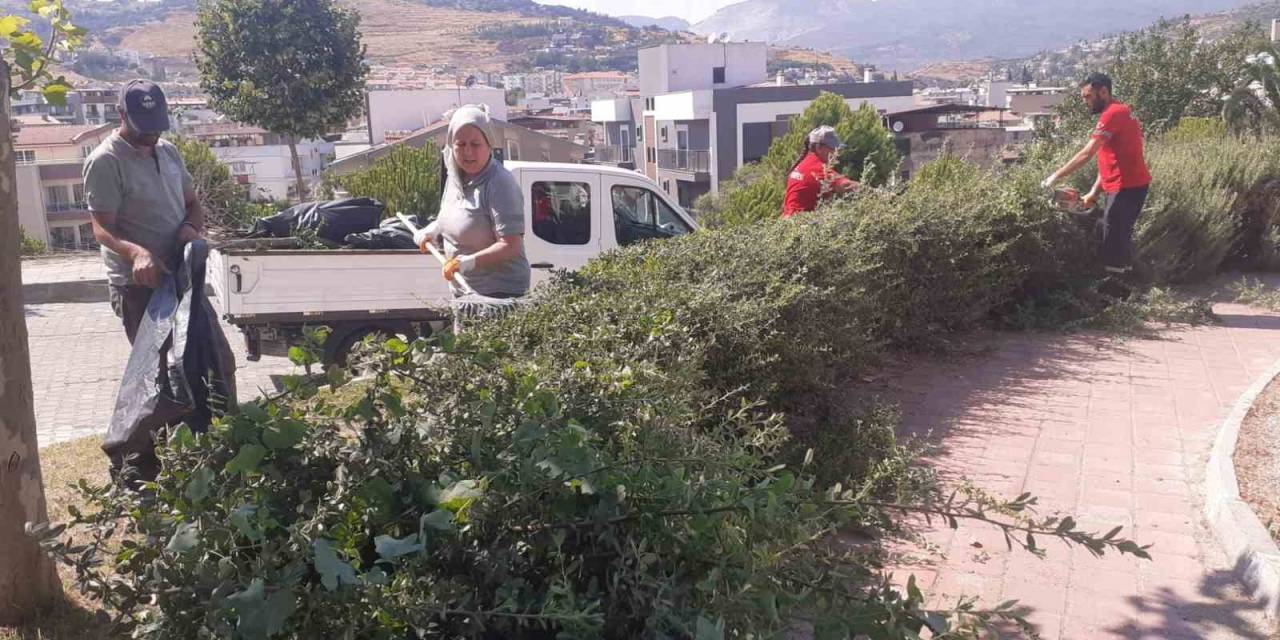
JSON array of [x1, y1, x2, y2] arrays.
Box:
[[118, 79, 170, 134], [807, 125, 843, 150]]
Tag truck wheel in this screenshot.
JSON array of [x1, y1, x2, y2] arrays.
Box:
[[322, 322, 416, 369]]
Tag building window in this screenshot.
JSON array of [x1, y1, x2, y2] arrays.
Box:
[[77, 222, 98, 250], [712, 67, 726, 84], [45, 184, 67, 205], [49, 226, 75, 250], [531, 181, 591, 245], [73, 183, 85, 203], [660, 126, 668, 143], [15, 150, 35, 164], [506, 140, 521, 161], [611, 185, 693, 247]]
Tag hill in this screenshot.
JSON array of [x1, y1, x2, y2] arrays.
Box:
[[692, 0, 1263, 71], [41, 0, 861, 83], [618, 15, 690, 31], [908, 0, 1280, 85]]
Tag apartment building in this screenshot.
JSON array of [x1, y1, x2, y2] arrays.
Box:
[[562, 72, 632, 99], [14, 123, 115, 250], [590, 42, 914, 208], [365, 87, 508, 145], [186, 122, 335, 202]]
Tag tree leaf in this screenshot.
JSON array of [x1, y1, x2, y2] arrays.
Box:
[[262, 419, 306, 450], [166, 521, 199, 553], [420, 509, 454, 532], [437, 479, 482, 513], [184, 467, 215, 503], [0, 15, 28, 38], [313, 539, 358, 591], [228, 579, 296, 640], [694, 615, 724, 640], [374, 534, 422, 562], [41, 78, 70, 106], [225, 444, 267, 475]]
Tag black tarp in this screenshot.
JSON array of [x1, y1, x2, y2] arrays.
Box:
[[247, 197, 385, 244], [103, 240, 238, 482], [342, 214, 430, 250]]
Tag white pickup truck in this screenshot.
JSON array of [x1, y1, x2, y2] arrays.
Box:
[[209, 161, 699, 364]]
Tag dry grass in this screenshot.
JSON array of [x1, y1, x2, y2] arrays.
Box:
[[907, 58, 995, 82], [771, 46, 862, 76], [107, 0, 538, 72], [99, 0, 857, 76], [0, 437, 121, 640]]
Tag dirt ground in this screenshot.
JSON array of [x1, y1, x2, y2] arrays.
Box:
[[1235, 377, 1280, 543]]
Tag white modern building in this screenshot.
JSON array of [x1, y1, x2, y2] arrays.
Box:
[[591, 42, 914, 208], [186, 123, 334, 202]]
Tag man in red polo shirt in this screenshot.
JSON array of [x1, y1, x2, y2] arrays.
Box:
[[1042, 72, 1152, 287], [782, 126, 860, 218]]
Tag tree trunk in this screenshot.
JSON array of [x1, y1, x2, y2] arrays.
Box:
[[0, 66, 63, 625], [287, 134, 307, 203]]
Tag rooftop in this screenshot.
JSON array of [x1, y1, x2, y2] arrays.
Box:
[[15, 123, 113, 147]]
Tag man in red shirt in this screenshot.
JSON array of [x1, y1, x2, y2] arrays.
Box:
[[1042, 72, 1152, 283], [782, 126, 860, 218]]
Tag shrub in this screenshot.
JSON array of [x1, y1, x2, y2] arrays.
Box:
[[19, 226, 46, 256], [42, 159, 1152, 638], [694, 93, 899, 227], [1162, 116, 1228, 143], [169, 135, 269, 230], [1138, 135, 1280, 280], [330, 144, 444, 219]]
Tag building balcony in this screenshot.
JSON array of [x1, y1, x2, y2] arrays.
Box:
[[46, 201, 87, 214], [656, 148, 711, 176], [594, 145, 634, 166]]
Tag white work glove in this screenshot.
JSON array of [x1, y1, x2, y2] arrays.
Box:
[[1040, 173, 1060, 190], [442, 254, 476, 282], [413, 221, 440, 251]]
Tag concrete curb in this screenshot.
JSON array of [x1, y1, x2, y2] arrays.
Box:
[[21, 279, 110, 304], [1204, 358, 1280, 621]]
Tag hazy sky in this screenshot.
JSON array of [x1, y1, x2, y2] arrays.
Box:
[[532, 0, 740, 24]]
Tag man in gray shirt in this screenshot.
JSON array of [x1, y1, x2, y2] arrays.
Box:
[[85, 80, 203, 342]]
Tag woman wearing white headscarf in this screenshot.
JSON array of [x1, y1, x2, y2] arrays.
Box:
[[415, 106, 530, 298]]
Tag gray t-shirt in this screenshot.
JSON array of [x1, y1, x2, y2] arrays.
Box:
[[437, 160, 530, 296], [83, 133, 193, 285]]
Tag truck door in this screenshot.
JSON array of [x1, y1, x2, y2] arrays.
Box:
[[522, 169, 602, 288], [601, 174, 697, 251]]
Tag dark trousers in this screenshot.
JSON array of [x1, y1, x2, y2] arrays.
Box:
[[1099, 186, 1149, 271], [109, 284, 154, 344]]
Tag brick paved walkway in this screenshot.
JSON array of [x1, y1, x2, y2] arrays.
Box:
[[880, 302, 1280, 639], [25, 301, 297, 447], [21, 254, 298, 447]]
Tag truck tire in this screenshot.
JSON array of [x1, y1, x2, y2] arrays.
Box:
[[322, 321, 417, 369]]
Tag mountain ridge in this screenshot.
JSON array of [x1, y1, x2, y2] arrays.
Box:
[[692, 0, 1269, 71]]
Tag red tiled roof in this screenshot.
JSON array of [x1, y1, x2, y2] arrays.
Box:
[[15, 123, 113, 147]]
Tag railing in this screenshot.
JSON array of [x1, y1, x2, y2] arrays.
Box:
[[46, 201, 87, 213], [594, 145, 634, 165], [656, 148, 711, 174]]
